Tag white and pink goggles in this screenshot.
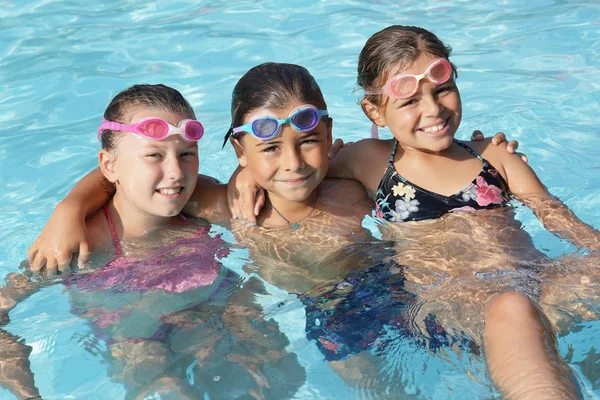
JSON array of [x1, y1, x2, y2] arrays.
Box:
[[98, 117, 204, 142], [364, 58, 453, 99]]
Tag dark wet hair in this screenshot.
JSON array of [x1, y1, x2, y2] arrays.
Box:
[[222, 62, 328, 147], [357, 25, 457, 106], [100, 84, 196, 151]]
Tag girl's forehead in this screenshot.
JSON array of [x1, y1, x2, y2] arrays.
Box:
[[125, 107, 190, 125], [386, 53, 439, 77], [243, 99, 306, 123]]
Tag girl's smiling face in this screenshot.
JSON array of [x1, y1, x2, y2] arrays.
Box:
[[232, 99, 332, 205], [100, 107, 199, 222], [365, 52, 462, 153]]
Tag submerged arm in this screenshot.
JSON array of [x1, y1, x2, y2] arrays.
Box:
[[0, 273, 43, 399]]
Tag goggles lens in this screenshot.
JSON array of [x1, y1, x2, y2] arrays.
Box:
[[253, 118, 279, 138], [138, 119, 169, 138], [184, 120, 204, 140], [291, 108, 318, 131]]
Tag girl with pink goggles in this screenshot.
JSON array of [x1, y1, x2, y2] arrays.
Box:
[[97, 117, 204, 141]]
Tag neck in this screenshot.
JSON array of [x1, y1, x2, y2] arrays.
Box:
[[111, 191, 175, 237], [264, 188, 319, 226], [397, 140, 454, 159]]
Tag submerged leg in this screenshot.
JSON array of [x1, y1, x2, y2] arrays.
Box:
[[484, 291, 581, 400]]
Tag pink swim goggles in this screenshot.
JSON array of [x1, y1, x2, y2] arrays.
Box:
[[364, 58, 453, 99], [98, 117, 204, 142]]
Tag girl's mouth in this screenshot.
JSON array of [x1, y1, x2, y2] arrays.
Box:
[[278, 174, 313, 186], [418, 118, 450, 137], [156, 186, 184, 197]]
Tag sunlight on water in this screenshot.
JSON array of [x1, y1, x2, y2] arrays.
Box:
[[0, 0, 599, 399]]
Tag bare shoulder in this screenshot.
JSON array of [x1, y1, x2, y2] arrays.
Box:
[[463, 138, 513, 178], [464, 138, 546, 195], [348, 138, 394, 195]]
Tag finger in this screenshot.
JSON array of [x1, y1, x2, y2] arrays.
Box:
[[506, 140, 519, 153], [518, 152, 529, 163], [78, 242, 91, 269], [227, 191, 238, 219], [328, 138, 344, 159], [27, 244, 38, 263], [491, 132, 506, 145], [471, 130, 484, 140], [254, 189, 266, 217], [57, 252, 73, 273], [45, 258, 58, 276], [30, 252, 46, 272]]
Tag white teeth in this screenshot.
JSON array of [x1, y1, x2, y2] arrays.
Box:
[[422, 122, 446, 133], [158, 187, 182, 195]]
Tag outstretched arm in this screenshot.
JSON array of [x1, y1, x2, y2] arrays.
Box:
[[487, 142, 600, 252], [28, 168, 228, 274]]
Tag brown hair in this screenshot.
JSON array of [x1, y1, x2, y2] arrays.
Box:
[[223, 62, 328, 147], [100, 84, 196, 151], [357, 25, 457, 105]]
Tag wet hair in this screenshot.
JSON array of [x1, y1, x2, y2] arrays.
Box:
[[100, 84, 196, 151], [357, 25, 457, 106], [222, 62, 328, 147]]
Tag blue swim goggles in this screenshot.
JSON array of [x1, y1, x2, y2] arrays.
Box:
[[226, 105, 329, 144]]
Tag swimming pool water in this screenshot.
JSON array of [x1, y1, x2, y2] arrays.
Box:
[[1, 0, 599, 399]]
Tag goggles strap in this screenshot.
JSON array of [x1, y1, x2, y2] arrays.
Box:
[[222, 126, 234, 148]]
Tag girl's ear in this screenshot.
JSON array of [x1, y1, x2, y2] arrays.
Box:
[[361, 99, 387, 127], [98, 149, 118, 183], [231, 138, 248, 168]]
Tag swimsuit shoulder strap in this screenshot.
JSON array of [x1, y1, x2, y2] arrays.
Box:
[[454, 139, 485, 163], [389, 139, 399, 165], [102, 205, 123, 257], [178, 213, 191, 225]]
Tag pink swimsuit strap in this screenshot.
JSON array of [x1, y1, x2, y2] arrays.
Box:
[[102, 205, 123, 258], [102, 207, 191, 257], [179, 213, 191, 225]]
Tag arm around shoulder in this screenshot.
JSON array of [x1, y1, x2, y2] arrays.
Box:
[[183, 175, 230, 224]]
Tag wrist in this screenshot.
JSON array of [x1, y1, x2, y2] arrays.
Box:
[[56, 198, 87, 219]]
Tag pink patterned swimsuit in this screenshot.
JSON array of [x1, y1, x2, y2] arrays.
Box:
[[375, 139, 512, 222], [65, 207, 237, 343]]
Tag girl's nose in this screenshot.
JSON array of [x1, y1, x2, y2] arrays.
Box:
[[165, 155, 185, 181], [422, 91, 443, 117], [282, 147, 304, 172]]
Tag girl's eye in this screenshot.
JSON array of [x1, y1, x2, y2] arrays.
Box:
[[436, 84, 456, 95], [262, 146, 279, 153], [146, 153, 162, 159], [181, 151, 197, 157], [398, 98, 418, 108], [301, 139, 320, 146]]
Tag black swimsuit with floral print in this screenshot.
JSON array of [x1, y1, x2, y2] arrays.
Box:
[[375, 139, 512, 222]]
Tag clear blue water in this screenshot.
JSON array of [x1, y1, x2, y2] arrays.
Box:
[[1, 0, 599, 399]]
